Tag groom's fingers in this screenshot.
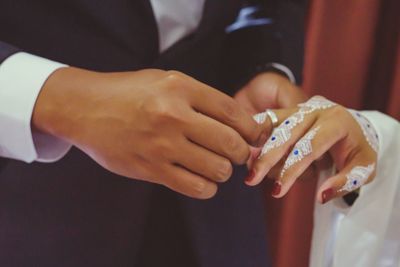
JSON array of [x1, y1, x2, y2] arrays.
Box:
[[171, 139, 233, 183], [185, 78, 271, 146], [162, 164, 218, 199], [184, 112, 250, 165]]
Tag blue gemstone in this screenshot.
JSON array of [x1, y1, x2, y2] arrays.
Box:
[[353, 180, 358, 185], [356, 113, 361, 117], [294, 150, 299, 155], [271, 136, 276, 141], [285, 120, 290, 125]]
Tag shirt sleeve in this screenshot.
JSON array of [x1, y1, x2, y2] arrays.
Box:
[[0, 52, 72, 163]]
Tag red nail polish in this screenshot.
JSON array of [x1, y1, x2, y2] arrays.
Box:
[[322, 188, 334, 204], [271, 181, 282, 196], [245, 169, 256, 182]]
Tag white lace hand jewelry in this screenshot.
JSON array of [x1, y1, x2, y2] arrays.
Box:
[[253, 109, 279, 127], [347, 109, 379, 153], [339, 164, 375, 193], [260, 112, 305, 156], [253, 112, 267, 124], [298, 96, 337, 114], [260, 96, 336, 157], [336, 111, 378, 193], [280, 126, 320, 177]]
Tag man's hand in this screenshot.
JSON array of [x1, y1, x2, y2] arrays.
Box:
[[32, 68, 270, 199], [234, 72, 307, 113]]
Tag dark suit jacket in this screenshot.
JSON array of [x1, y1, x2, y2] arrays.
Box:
[[0, 1, 305, 266]]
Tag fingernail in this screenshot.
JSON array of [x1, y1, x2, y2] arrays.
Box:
[[322, 188, 335, 204], [245, 169, 256, 183], [271, 181, 282, 196]]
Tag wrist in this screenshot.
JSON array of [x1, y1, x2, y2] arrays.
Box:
[[32, 67, 103, 144]]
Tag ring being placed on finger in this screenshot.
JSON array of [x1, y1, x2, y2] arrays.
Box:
[[338, 164, 375, 193], [260, 112, 305, 156], [280, 126, 320, 177], [266, 109, 278, 127], [253, 109, 278, 127]]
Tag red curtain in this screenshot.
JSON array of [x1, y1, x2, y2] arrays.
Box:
[[266, 0, 400, 266]]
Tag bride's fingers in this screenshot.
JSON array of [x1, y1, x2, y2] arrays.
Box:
[[264, 157, 318, 181], [316, 154, 377, 204], [252, 108, 295, 129], [246, 108, 294, 171], [271, 120, 346, 198], [246, 110, 316, 186]]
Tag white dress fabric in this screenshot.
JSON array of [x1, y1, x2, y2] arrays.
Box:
[[310, 111, 400, 267]]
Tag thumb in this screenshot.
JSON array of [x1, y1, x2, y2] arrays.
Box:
[[234, 87, 259, 115], [275, 83, 308, 108]]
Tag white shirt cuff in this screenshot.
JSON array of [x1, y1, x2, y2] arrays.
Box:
[[0, 52, 71, 163], [269, 62, 296, 84]]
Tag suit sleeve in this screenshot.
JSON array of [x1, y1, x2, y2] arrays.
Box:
[[0, 41, 20, 63], [0, 41, 71, 163], [0, 41, 19, 169], [220, 0, 306, 94]]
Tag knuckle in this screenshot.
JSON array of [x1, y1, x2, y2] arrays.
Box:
[[144, 97, 183, 125], [157, 108, 181, 123], [166, 70, 184, 78], [327, 105, 352, 134], [223, 133, 241, 153], [148, 138, 173, 158], [221, 100, 240, 123], [164, 70, 185, 86], [327, 105, 348, 119]]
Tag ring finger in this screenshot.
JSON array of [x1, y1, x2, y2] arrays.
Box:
[[246, 109, 317, 186], [272, 119, 347, 198]]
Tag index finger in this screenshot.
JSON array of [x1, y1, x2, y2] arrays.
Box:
[[184, 77, 271, 147]]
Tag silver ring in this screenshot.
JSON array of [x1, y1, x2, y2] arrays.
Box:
[[266, 109, 278, 127]]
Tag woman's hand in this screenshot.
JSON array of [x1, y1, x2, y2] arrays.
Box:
[[246, 96, 379, 204], [234, 72, 311, 172]]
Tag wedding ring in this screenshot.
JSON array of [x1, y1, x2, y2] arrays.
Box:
[[266, 109, 278, 127]]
